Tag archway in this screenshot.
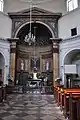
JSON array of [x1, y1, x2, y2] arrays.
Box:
[[0, 53, 5, 83], [16, 22, 52, 46], [8, 7, 61, 89], [15, 22, 53, 92], [15, 21, 54, 39], [64, 49, 80, 87]]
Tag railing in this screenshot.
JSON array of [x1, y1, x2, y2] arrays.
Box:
[[10, 85, 53, 94]]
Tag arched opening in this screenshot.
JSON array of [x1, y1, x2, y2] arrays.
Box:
[[16, 22, 52, 46], [64, 49, 80, 88], [15, 22, 53, 92], [0, 53, 5, 83], [64, 49, 80, 64]]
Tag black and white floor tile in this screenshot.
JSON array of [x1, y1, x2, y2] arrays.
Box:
[[0, 91, 65, 120]]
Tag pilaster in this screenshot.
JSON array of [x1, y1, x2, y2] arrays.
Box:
[[51, 38, 61, 86], [8, 38, 19, 83]]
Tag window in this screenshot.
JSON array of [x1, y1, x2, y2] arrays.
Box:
[[71, 28, 77, 36], [67, 0, 78, 12], [0, 0, 4, 12]]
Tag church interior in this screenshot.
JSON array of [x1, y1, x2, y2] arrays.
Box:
[[0, 0, 80, 120]]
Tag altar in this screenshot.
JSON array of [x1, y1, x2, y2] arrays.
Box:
[[27, 73, 42, 88], [27, 79, 41, 88]]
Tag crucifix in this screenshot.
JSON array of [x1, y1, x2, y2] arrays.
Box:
[[32, 57, 38, 69], [31, 57, 40, 71]]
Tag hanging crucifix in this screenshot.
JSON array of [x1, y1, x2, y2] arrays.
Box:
[[30, 57, 40, 71]]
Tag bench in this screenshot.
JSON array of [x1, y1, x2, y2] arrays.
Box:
[[0, 86, 3, 102], [69, 93, 80, 120], [54, 87, 80, 119]]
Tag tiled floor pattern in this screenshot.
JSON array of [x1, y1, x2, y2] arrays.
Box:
[[0, 91, 65, 120]]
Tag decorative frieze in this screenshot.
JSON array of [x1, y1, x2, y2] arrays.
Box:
[[8, 7, 61, 38]]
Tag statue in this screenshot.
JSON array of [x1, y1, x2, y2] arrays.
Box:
[[21, 60, 24, 70], [33, 72, 37, 80], [46, 61, 49, 71]]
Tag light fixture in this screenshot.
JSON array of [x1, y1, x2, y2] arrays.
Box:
[[24, 1, 36, 45]]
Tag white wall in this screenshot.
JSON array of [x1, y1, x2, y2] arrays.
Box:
[[58, 8, 80, 39], [4, 0, 66, 14], [0, 39, 10, 84], [0, 12, 12, 38], [59, 35, 80, 85], [72, 59, 80, 77], [3, 0, 80, 40]]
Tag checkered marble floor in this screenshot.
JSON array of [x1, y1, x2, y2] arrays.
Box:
[[0, 91, 65, 120]]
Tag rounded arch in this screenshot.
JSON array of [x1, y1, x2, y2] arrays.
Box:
[[14, 21, 55, 38], [62, 48, 80, 65], [0, 49, 5, 65], [0, 51, 5, 82], [0, 48, 9, 84], [0, 52, 5, 65], [60, 48, 80, 87]]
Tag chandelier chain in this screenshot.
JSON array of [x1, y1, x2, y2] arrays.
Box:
[[24, 0, 36, 45]]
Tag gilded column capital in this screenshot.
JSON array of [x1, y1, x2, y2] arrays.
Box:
[[50, 38, 62, 53], [8, 38, 19, 43], [8, 38, 19, 53]]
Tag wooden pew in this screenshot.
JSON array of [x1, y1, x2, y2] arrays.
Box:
[[54, 86, 62, 106], [54, 87, 80, 119], [54, 86, 66, 108], [62, 89, 80, 118], [59, 88, 64, 111], [69, 93, 80, 120], [2, 85, 7, 101], [54, 86, 60, 103], [0, 85, 7, 102], [0, 86, 3, 102]]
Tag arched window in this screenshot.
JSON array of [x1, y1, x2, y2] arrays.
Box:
[[67, 0, 78, 12], [0, 0, 4, 12]]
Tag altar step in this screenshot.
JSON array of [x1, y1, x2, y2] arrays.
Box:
[[12, 85, 53, 94]]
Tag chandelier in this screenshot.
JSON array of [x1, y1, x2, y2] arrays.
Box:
[[24, 2, 35, 45]]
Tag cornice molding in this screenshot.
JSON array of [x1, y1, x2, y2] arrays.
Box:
[[0, 38, 9, 43], [8, 7, 61, 19], [61, 35, 80, 43]]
